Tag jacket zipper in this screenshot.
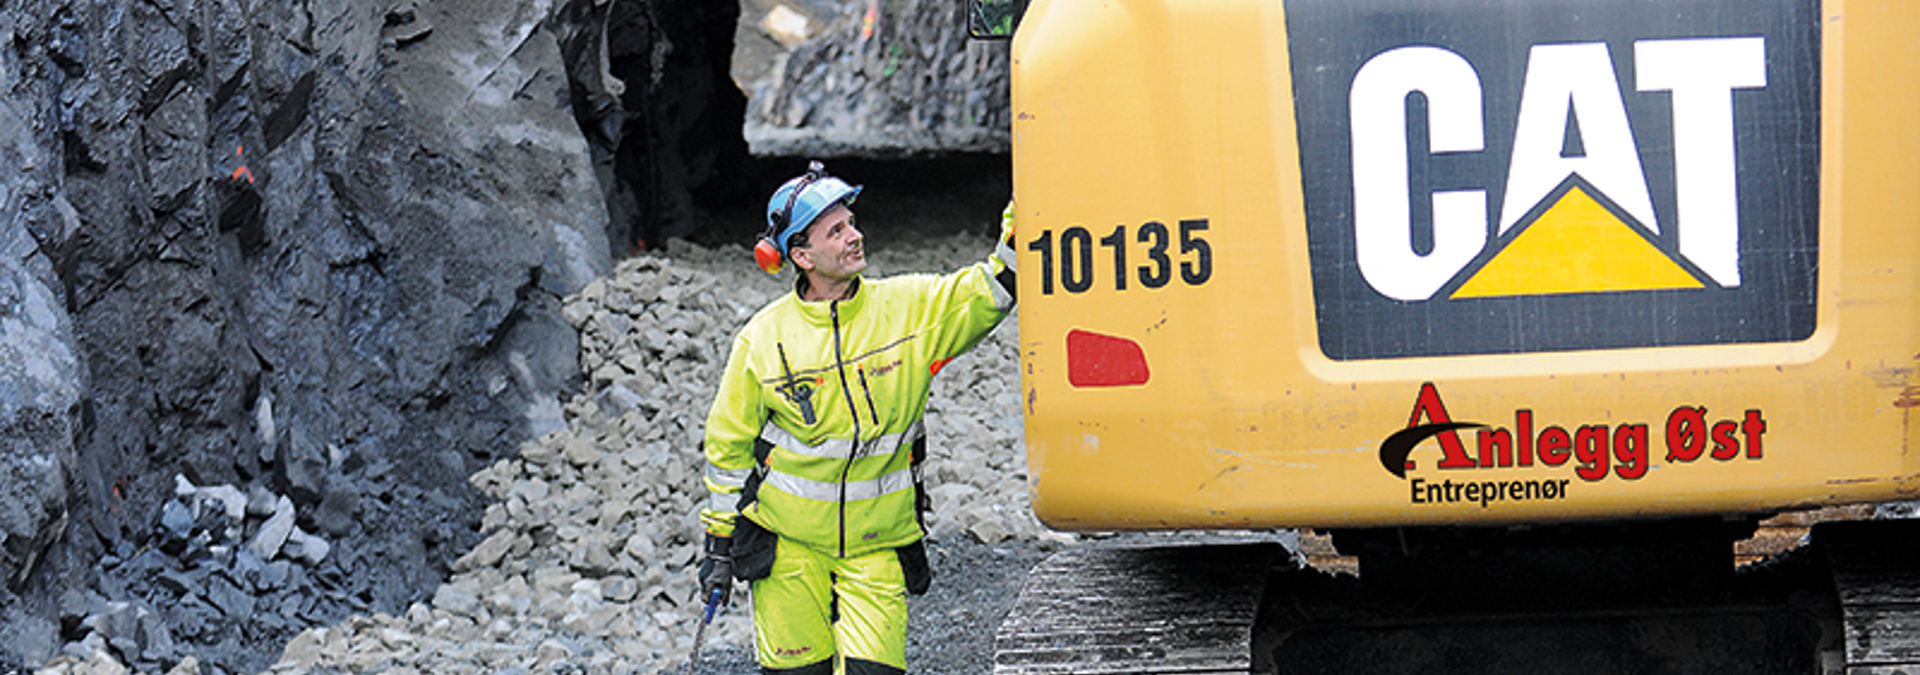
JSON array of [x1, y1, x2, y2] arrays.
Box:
[[856, 367, 880, 426], [829, 300, 859, 558]]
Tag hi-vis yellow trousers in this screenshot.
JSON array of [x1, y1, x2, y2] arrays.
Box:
[[752, 536, 908, 675]]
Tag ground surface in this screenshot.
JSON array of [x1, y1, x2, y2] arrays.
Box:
[[693, 536, 1054, 675], [160, 155, 1076, 675]]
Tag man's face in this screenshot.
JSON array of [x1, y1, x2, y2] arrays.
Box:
[[793, 204, 865, 280]]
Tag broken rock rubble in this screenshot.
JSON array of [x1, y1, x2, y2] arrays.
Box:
[[241, 236, 1057, 675], [38, 477, 339, 675]]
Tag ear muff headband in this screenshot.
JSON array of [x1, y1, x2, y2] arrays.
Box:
[[776, 169, 822, 236], [756, 161, 828, 274]]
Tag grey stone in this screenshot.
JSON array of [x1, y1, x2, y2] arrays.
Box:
[[601, 575, 638, 603], [171, 475, 198, 499], [58, 588, 102, 627], [246, 485, 279, 519], [285, 527, 331, 566], [509, 479, 551, 503], [432, 584, 481, 618], [522, 440, 560, 466], [165, 655, 201, 675], [249, 496, 296, 560], [153, 570, 194, 597], [61, 640, 93, 660], [597, 313, 632, 342], [134, 603, 177, 666], [259, 560, 292, 591], [156, 500, 195, 554], [231, 548, 265, 586], [275, 629, 326, 670], [594, 382, 646, 419], [278, 426, 331, 508], [454, 530, 518, 573], [85, 602, 148, 658], [0, 603, 60, 668], [254, 393, 277, 454], [101, 646, 137, 674], [196, 484, 250, 533], [528, 395, 569, 439], [205, 573, 254, 620], [569, 535, 617, 577], [313, 480, 361, 537], [622, 531, 657, 562], [166, 596, 216, 645]]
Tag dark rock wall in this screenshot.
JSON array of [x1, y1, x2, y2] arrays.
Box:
[[742, 0, 1011, 157], [0, 78, 81, 666], [0, 0, 637, 669], [554, 0, 751, 251]]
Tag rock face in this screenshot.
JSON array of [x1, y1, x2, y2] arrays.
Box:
[[0, 87, 81, 660], [0, 0, 650, 670], [0, 0, 1014, 670], [553, 0, 753, 252], [738, 0, 1013, 157]]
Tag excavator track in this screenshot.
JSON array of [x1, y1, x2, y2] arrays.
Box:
[[993, 542, 1291, 675], [1815, 518, 1920, 675], [997, 514, 1920, 675]]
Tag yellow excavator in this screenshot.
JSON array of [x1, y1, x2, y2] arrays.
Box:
[[972, 1, 1920, 673]]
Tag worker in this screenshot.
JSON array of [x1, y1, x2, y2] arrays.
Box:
[[696, 160, 1017, 675]]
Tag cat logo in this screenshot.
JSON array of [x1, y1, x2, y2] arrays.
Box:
[[1285, 0, 1820, 360]]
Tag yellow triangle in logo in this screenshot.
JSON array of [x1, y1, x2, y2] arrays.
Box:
[[1451, 186, 1705, 299]]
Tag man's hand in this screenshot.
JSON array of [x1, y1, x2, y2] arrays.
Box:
[[1000, 200, 1016, 249], [995, 200, 1017, 276], [698, 533, 734, 605]]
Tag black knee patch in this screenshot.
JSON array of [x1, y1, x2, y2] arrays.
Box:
[[762, 658, 833, 675], [845, 657, 907, 675]]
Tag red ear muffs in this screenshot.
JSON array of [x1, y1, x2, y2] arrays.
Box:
[[755, 237, 784, 274]]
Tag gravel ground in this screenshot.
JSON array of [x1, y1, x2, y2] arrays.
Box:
[[693, 536, 1054, 675], [247, 166, 1065, 675]]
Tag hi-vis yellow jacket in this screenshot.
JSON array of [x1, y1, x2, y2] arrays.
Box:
[[701, 232, 1016, 559]]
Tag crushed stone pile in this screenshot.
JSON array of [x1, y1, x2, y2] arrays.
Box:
[[39, 232, 1055, 675]]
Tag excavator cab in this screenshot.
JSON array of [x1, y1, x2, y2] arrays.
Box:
[[982, 0, 1920, 673]]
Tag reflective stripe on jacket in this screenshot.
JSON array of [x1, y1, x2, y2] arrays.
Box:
[[701, 248, 1014, 559]]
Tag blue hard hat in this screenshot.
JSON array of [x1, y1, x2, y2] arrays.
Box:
[[764, 161, 862, 259]]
